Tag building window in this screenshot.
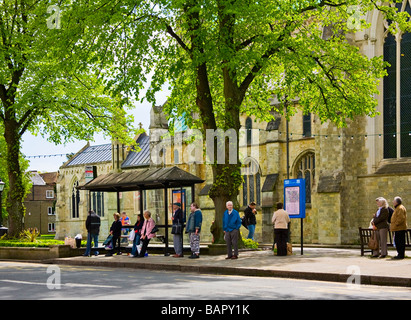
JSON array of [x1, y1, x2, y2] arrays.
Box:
[[383, 0, 411, 158], [245, 117, 252, 145], [174, 149, 180, 164], [91, 191, 104, 217], [295, 152, 315, 204], [303, 113, 312, 138], [46, 190, 54, 199], [48, 223, 55, 232], [47, 207, 55, 215], [242, 157, 261, 206], [72, 181, 80, 219]]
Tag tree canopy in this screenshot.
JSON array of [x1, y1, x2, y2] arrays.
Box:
[[0, 0, 136, 236], [1, 0, 410, 239]]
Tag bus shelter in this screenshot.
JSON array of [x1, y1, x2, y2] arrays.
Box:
[[77, 166, 204, 255]]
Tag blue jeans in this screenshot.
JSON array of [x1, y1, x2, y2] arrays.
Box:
[[131, 234, 141, 256], [84, 233, 99, 256], [247, 224, 256, 240]]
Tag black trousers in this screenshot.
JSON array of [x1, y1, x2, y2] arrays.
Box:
[[139, 238, 151, 257], [274, 228, 288, 256], [111, 235, 121, 253], [394, 230, 406, 258], [106, 235, 121, 256]]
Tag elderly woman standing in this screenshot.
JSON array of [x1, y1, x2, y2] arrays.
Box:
[[134, 210, 156, 258], [371, 197, 390, 258]]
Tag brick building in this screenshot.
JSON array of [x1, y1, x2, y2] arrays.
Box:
[[24, 171, 57, 234]]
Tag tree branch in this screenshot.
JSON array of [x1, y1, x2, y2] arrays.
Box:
[[165, 24, 192, 54], [299, 0, 347, 13]]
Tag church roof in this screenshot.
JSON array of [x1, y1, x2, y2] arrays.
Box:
[[63, 133, 150, 168], [64, 143, 112, 167], [121, 133, 150, 168]]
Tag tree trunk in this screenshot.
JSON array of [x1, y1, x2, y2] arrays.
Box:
[[3, 117, 25, 237], [208, 137, 242, 244]]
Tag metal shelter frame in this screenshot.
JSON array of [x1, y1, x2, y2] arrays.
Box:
[[78, 166, 204, 255]]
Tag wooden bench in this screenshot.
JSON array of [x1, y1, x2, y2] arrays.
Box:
[[358, 227, 411, 256]]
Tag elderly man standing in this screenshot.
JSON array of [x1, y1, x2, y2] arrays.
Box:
[[223, 201, 242, 260], [391, 196, 408, 260]]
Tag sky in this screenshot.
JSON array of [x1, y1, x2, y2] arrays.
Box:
[[21, 90, 169, 173]]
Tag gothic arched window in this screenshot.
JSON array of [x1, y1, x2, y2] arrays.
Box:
[[245, 117, 252, 145], [91, 191, 104, 217], [242, 157, 261, 206], [71, 181, 80, 219], [383, 0, 411, 158], [294, 152, 315, 204]]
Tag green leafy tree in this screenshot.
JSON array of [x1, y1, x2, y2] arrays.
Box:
[[0, 0, 135, 236], [63, 0, 410, 243], [5, 0, 410, 242]]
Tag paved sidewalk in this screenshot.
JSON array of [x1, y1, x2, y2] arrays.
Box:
[[48, 247, 411, 288]]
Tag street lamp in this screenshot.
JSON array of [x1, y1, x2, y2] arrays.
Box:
[[0, 178, 5, 228]]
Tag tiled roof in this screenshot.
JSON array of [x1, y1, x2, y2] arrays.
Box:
[[121, 133, 150, 169], [29, 171, 46, 185], [65, 143, 112, 167], [64, 133, 151, 168]]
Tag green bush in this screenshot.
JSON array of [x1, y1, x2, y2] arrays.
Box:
[[242, 237, 259, 249], [0, 239, 65, 247], [20, 228, 40, 242]]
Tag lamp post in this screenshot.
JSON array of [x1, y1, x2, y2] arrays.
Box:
[[0, 178, 7, 237], [0, 178, 5, 227]]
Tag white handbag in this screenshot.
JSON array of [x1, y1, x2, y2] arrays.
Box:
[[128, 230, 135, 241]]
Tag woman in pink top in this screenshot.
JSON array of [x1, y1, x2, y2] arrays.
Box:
[[134, 210, 156, 258]]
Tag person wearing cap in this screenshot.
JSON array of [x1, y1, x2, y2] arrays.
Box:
[[171, 202, 184, 257]]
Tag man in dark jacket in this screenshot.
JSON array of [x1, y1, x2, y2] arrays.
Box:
[[172, 202, 184, 257], [84, 210, 101, 257], [244, 202, 257, 240]]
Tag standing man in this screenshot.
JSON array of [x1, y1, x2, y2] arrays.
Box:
[[171, 202, 184, 257], [186, 202, 202, 259], [84, 210, 101, 257], [223, 201, 242, 260], [244, 201, 257, 240], [272, 202, 290, 256], [391, 196, 408, 260]]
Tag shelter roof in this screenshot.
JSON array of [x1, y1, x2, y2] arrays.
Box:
[[77, 166, 204, 192]]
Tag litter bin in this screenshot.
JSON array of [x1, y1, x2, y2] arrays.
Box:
[[0, 226, 8, 237]]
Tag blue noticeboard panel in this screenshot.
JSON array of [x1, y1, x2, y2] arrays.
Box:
[[283, 179, 306, 219]]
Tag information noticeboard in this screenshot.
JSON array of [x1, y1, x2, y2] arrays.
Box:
[[283, 179, 306, 219]]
